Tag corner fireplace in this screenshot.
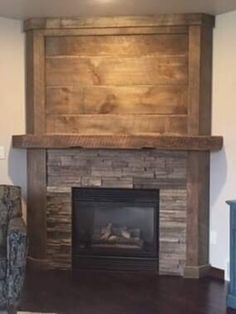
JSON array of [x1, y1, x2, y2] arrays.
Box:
[[72, 188, 159, 271], [13, 14, 223, 278]]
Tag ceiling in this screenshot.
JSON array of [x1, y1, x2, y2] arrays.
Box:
[[0, 0, 235, 19]]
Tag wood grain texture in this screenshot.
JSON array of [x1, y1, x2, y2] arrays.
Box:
[[184, 265, 210, 278], [26, 31, 34, 133], [26, 30, 46, 134], [27, 149, 47, 258], [24, 14, 215, 31], [46, 34, 188, 57], [45, 32, 188, 135], [184, 151, 210, 275], [45, 114, 187, 135], [46, 86, 188, 115], [188, 26, 200, 135], [188, 25, 213, 135], [12, 134, 223, 151], [46, 56, 188, 87], [43, 26, 188, 37], [199, 26, 213, 135]]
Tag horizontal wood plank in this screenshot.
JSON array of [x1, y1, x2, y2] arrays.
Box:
[[24, 14, 215, 31], [46, 34, 188, 57], [45, 114, 187, 135], [46, 85, 188, 115], [43, 26, 188, 37], [12, 134, 223, 151], [46, 56, 188, 86]]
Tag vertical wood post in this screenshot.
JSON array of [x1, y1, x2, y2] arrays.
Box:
[[26, 30, 47, 263], [184, 23, 213, 277], [184, 151, 210, 278], [188, 25, 213, 135]]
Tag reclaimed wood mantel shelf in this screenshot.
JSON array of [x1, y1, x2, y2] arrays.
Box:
[[12, 134, 223, 151]]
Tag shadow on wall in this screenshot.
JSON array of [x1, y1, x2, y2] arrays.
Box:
[[210, 147, 227, 207], [8, 144, 27, 219]]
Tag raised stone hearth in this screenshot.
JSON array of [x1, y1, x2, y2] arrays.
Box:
[[46, 149, 187, 275]]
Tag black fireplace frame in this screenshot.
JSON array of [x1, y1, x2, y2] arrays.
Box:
[[72, 187, 159, 272]]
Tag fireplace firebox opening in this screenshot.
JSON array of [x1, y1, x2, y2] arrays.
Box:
[[72, 188, 159, 272]]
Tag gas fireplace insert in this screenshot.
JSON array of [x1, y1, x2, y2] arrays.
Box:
[[72, 188, 159, 271]]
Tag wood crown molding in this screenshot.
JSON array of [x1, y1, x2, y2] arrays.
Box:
[[24, 14, 215, 31]]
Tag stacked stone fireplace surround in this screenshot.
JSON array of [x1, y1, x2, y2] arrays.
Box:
[[46, 149, 187, 276]]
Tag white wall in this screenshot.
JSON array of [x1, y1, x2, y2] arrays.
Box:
[[210, 10, 236, 280], [0, 17, 26, 217]]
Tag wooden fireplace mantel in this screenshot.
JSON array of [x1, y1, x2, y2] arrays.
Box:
[[12, 134, 223, 151]]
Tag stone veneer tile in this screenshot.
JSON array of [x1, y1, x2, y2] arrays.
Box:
[[81, 176, 102, 187], [159, 189, 187, 276], [46, 149, 187, 275], [101, 177, 133, 188]]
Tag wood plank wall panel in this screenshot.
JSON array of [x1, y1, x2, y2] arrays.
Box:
[[24, 15, 215, 31], [46, 114, 187, 135], [45, 33, 188, 135], [46, 86, 188, 115], [46, 34, 188, 57], [43, 26, 188, 37], [46, 56, 187, 86]]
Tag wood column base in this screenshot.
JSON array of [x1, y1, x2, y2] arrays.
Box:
[[27, 256, 50, 271], [183, 264, 210, 278]]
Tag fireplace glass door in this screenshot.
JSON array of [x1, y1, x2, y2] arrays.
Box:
[[72, 188, 159, 271]]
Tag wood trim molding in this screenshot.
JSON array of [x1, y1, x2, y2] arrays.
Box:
[[184, 266, 225, 280], [26, 256, 50, 271], [12, 134, 223, 151], [27, 149, 47, 259], [188, 26, 202, 135], [42, 26, 188, 37], [26, 30, 46, 134], [185, 152, 210, 271], [188, 25, 213, 135], [184, 264, 210, 278], [208, 267, 225, 281], [24, 14, 215, 31]]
